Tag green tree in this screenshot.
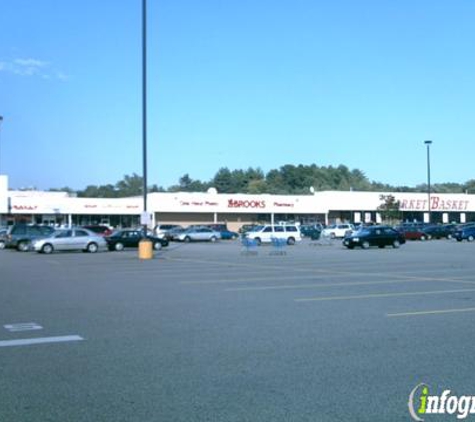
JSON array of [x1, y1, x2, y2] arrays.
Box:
[[115, 173, 143, 197], [377, 194, 402, 223]]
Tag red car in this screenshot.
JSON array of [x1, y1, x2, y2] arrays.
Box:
[[82, 225, 113, 237], [399, 227, 431, 241]]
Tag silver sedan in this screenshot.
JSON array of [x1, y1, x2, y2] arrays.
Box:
[[32, 228, 108, 254], [176, 227, 221, 243]]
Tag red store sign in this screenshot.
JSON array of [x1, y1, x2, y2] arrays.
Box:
[[12, 205, 38, 211], [228, 199, 266, 209], [400, 196, 469, 211]]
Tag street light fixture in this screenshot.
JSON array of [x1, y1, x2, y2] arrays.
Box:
[[424, 140, 433, 223]]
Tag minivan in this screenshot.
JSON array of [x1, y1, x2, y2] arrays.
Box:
[[244, 224, 302, 245]]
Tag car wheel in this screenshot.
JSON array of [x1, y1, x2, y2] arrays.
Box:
[[114, 242, 124, 251], [0, 240, 5, 250], [420, 235, 426, 241], [330, 233, 336, 239], [447, 234, 452, 239], [153, 242, 162, 250], [468, 236, 474, 242], [361, 241, 370, 249], [17, 241, 30, 252], [254, 237, 262, 246], [287, 237, 295, 246], [87, 242, 98, 253], [42, 243, 54, 254], [184, 236, 191, 243], [210, 236, 217, 243], [392, 240, 400, 249]]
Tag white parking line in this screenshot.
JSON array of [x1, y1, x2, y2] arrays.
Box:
[[0, 335, 84, 348], [4, 322, 43, 332], [387, 307, 475, 318], [295, 288, 475, 302], [226, 278, 435, 292]]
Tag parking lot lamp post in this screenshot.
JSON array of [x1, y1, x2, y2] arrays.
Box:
[[424, 140, 432, 224], [138, 0, 153, 259]]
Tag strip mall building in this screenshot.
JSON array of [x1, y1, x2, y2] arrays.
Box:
[[1, 175, 474, 230]]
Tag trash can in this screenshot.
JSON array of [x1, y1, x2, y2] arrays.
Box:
[[138, 239, 153, 260]]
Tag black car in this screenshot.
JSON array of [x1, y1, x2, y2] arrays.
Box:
[[299, 224, 322, 240], [422, 224, 456, 239], [106, 229, 169, 251], [5, 224, 55, 251], [343, 225, 406, 249]]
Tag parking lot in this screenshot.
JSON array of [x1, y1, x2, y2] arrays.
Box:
[[1, 239, 475, 421]]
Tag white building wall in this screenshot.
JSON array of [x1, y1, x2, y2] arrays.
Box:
[[2, 182, 475, 222]]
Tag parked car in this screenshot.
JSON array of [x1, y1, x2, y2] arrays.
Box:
[[397, 226, 431, 241], [300, 224, 322, 240], [176, 227, 221, 243], [0, 228, 7, 249], [82, 225, 113, 237], [321, 223, 355, 239], [244, 224, 302, 245], [201, 224, 239, 240], [422, 224, 456, 239], [5, 224, 56, 251], [343, 226, 406, 249], [106, 229, 169, 251], [453, 225, 475, 242], [32, 228, 108, 254], [239, 224, 259, 234], [163, 226, 186, 241], [154, 224, 182, 237], [218, 229, 240, 240]]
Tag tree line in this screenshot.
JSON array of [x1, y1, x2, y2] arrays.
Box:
[[46, 164, 475, 197]]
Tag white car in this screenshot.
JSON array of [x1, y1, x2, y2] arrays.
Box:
[[321, 223, 355, 239], [244, 224, 302, 245], [32, 228, 108, 254]]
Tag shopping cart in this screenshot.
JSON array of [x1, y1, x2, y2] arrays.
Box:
[[270, 237, 287, 255], [240, 237, 259, 256]]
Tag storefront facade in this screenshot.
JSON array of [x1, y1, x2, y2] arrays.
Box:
[[1, 176, 474, 229]]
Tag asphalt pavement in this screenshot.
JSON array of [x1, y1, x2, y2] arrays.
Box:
[[1, 238, 475, 421]]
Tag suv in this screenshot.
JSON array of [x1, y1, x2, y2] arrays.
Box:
[[154, 224, 181, 238], [321, 223, 355, 239], [5, 224, 55, 251], [244, 224, 302, 245]]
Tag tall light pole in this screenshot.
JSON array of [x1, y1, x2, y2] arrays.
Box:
[[142, 0, 148, 224], [424, 140, 432, 223], [138, 0, 153, 259]]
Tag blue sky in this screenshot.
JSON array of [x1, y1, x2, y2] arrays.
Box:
[[1, 0, 475, 190]]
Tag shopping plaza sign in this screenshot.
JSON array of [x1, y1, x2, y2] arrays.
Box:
[[399, 196, 469, 211]]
